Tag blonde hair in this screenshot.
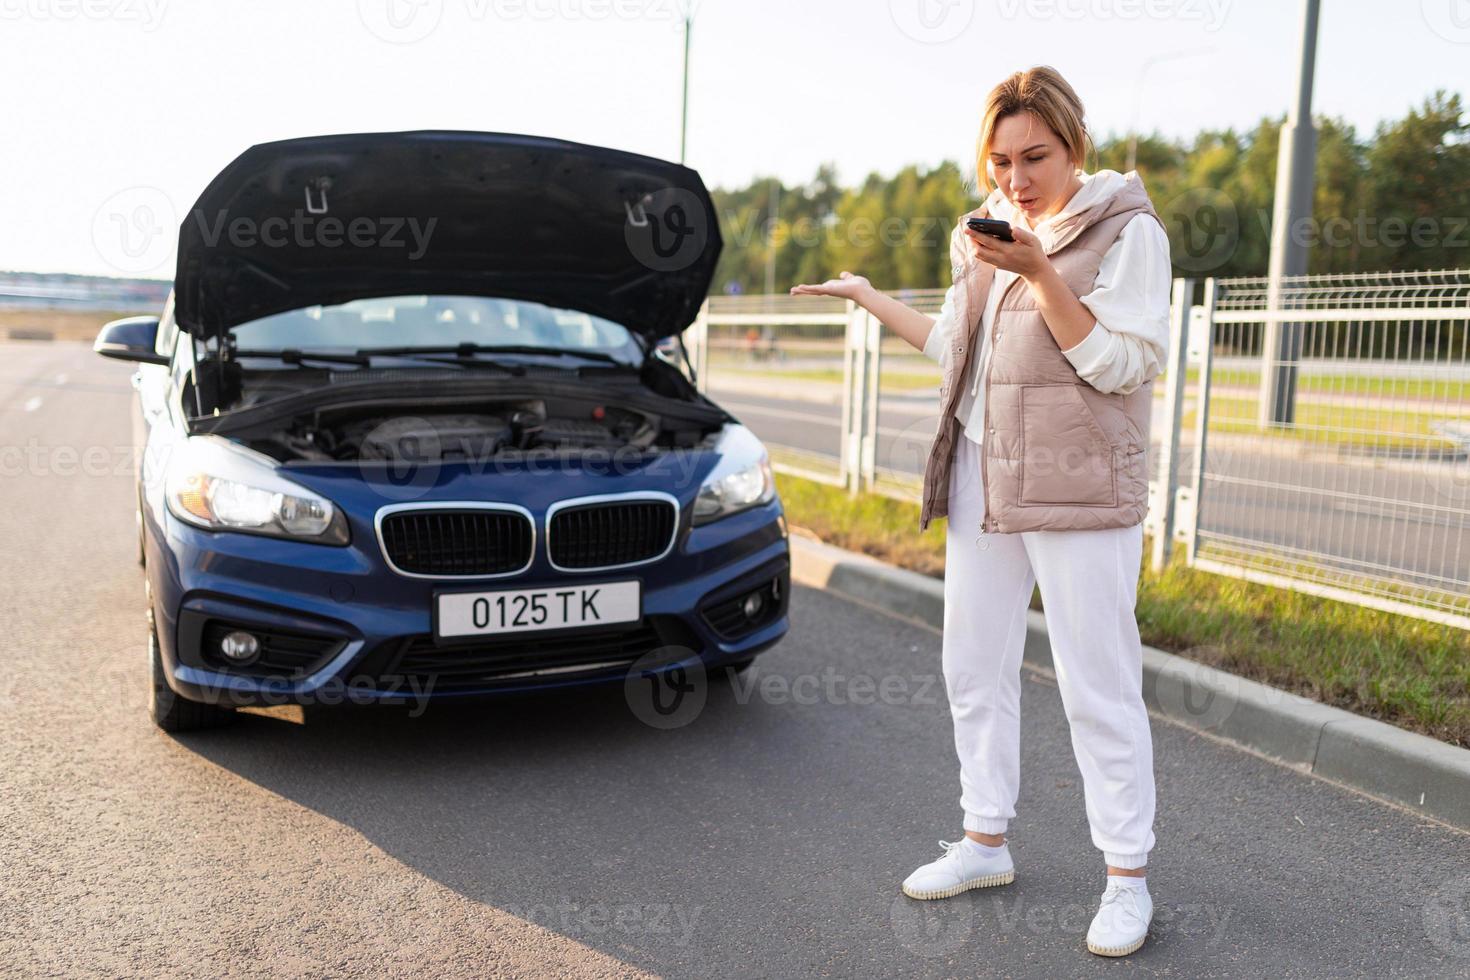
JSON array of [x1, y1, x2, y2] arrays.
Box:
[[974, 66, 1095, 195]]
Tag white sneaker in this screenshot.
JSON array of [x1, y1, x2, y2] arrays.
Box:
[[1086, 880, 1153, 956], [900, 839, 1015, 900]]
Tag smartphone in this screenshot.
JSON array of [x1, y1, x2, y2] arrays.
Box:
[[966, 217, 1015, 242]]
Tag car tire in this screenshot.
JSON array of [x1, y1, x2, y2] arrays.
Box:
[[149, 627, 236, 733]]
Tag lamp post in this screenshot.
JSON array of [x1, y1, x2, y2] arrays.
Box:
[[1260, 0, 1321, 428], [678, 1, 700, 165]]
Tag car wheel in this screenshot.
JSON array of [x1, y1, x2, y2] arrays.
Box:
[[148, 627, 236, 733]]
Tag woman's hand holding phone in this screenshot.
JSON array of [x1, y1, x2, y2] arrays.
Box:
[[963, 219, 1049, 280]]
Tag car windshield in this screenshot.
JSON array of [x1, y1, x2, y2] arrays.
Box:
[[229, 294, 644, 364]]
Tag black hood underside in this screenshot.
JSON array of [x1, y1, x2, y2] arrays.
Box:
[[173, 130, 723, 343]]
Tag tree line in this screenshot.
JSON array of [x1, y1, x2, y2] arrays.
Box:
[[708, 90, 1469, 294]]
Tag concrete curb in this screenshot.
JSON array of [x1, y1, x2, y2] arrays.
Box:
[[790, 535, 1470, 832]]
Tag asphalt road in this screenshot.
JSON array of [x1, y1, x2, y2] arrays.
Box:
[[3, 341, 1469, 978]]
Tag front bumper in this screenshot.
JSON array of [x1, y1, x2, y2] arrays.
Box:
[[147, 496, 790, 708]]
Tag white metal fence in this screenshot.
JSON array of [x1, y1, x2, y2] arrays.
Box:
[[685, 268, 1470, 630]]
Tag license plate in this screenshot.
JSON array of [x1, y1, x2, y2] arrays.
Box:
[[435, 580, 640, 640]]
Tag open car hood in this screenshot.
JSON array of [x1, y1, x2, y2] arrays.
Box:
[[173, 130, 723, 343]]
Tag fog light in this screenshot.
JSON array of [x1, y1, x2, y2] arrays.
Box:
[[742, 592, 765, 620], [219, 630, 260, 663]]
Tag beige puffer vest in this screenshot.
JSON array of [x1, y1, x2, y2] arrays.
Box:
[[918, 172, 1164, 537]]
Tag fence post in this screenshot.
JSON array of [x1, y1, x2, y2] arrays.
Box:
[[688, 299, 709, 394], [860, 309, 882, 492], [840, 299, 865, 494], [1179, 277, 1218, 566], [1150, 278, 1194, 572]]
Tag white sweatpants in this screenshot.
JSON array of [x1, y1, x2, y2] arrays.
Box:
[[941, 433, 1156, 869]]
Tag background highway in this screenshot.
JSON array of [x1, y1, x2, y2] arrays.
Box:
[[3, 341, 1468, 977], [709, 379, 1469, 604]]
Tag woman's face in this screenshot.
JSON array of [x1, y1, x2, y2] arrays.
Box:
[[985, 111, 1080, 225]]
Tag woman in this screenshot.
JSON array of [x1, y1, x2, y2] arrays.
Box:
[[790, 66, 1171, 959]]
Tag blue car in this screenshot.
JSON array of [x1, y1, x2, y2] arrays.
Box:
[[94, 130, 790, 731]]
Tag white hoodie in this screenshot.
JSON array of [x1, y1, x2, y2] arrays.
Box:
[[922, 169, 1173, 445]]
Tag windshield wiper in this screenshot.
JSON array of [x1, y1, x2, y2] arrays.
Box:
[[356, 343, 628, 366], [233, 346, 523, 375], [234, 348, 371, 367]]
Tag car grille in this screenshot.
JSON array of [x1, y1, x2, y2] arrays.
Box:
[[363, 616, 700, 693], [548, 498, 678, 569], [380, 508, 533, 576]]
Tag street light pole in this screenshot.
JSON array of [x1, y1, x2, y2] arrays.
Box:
[[679, 3, 695, 165], [1260, 0, 1321, 428]]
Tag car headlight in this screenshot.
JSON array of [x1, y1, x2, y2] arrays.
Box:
[[692, 426, 777, 526], [165, 436, 349, 545]]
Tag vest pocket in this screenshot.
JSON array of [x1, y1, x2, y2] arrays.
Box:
[[1017, 383, 1118, 507]]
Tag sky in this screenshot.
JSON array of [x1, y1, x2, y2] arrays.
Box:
[[2, 0, 1466, 278]]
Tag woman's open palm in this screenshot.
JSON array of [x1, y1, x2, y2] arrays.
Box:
[[789, 271, 870, 300]]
